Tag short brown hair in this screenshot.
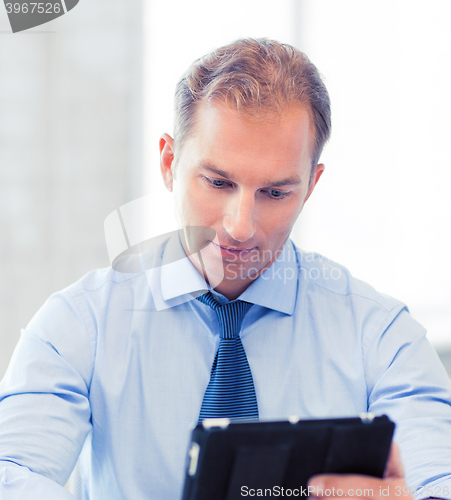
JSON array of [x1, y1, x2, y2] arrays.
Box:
[[173, 38, 331, 181]]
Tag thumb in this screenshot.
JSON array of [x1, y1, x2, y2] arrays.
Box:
[[384, 442, 405, 479]]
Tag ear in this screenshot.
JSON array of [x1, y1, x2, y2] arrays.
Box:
[[159, 133, 175, 192], [304, 163, 325, 203]]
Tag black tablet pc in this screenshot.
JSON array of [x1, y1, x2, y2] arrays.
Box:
[[182, 414, 395, 500]]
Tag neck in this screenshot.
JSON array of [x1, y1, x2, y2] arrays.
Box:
[[211, 278, 254, 301]]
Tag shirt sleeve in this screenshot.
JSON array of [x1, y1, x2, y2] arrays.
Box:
[[364, 307, 451, 498], [0, 291, 94, 498]]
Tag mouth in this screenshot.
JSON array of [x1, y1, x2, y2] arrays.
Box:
[[210, 241, 257, 256]]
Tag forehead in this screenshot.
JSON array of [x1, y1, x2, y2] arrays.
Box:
[[182, 102, 314, 174]]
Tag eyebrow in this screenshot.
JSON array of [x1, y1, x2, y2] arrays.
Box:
[[200, 163, 302, 188]]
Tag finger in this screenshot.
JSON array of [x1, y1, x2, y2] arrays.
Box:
[[310, 497, 374, 500], [384, 442, 405, 479], [308, 474, 406, 500]]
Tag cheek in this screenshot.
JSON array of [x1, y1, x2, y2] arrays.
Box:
[[260, 200, 302, 236], [175, 179, 220, 225], [173, 182, 194, 225], [264, 219, 294, 243], [177, 195, 200, 224]]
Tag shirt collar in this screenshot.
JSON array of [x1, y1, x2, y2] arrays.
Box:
[[238, 240, 297, 315], [160, 233, 208, 300], [160, 235, 298, 315]]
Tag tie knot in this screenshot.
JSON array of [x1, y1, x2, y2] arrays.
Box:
[[196, 291, 253, 339]]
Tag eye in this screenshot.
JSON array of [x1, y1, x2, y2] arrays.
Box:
[[204, 176, 230, 188], [266, 189, 289, 199], [211, 179, 226, 187]]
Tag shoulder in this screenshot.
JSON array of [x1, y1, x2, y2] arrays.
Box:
[[291, 242, 412, 345], [290, 242, 427, 358], [59, 230, 172, 306], [29, 231, 182, 335], [27, 266, 146, 330], [62, 266, 147, 298], [23, 266, 153, 382], [292, 242, 404, 314]]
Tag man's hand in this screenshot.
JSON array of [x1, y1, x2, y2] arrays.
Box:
[[307, 443, 414, 500]]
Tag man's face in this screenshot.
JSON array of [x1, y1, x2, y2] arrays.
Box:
[[160, 102, 324, 299]]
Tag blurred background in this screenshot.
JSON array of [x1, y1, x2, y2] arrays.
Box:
[[1, 0, 450, 379]]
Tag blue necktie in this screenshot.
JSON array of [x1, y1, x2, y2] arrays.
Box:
[[196, 291, 259, 421]]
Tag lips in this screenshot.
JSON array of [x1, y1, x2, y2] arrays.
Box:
[[210, 241, 256, 257]]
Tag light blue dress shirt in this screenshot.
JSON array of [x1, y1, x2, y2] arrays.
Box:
[[1, 237, 451, 500]]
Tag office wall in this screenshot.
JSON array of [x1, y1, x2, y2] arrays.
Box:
[[295, 0, 451, 375], [143, 1, 451, 376], [1, 0, 449, 379], [0, 0, 144, 378]]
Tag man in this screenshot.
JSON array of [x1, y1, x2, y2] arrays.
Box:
[[0, 38, 450, 499]]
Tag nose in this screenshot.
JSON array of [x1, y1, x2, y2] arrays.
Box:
[[223, 191, 256, 243]]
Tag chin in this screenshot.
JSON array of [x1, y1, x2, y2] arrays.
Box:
[[190, 242, 225, 289]]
